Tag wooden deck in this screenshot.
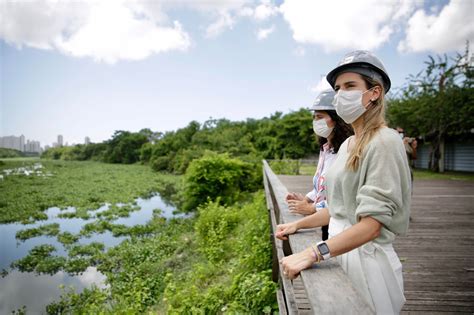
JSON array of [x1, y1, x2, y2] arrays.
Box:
[[278, 175, 474, 314]]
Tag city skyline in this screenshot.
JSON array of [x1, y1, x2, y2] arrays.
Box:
[[0, 134, 92, 152]]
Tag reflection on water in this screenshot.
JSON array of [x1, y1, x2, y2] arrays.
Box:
[[0, 267, 106, 315], [0, 193, 178, 314]]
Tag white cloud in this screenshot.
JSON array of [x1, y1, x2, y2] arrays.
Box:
[[205, 11, 236, 38], [0, 0, 191, 64], [204, 0, 278, 38], [238, 7, 255, 18], [279, 0, 417, 52], [310, 76, 332, 94], [169, 0, 251, 13], [257, 25, 275, 40], [254, 0, 278, 21], [398, 0, 474, 53]]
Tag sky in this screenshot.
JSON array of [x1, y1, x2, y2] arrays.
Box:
[[0, 0, 473, 147]]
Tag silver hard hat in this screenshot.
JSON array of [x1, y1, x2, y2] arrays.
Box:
[[326, 50, 391, 92], [310, 89, 336, 111]]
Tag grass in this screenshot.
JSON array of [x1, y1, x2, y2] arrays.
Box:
[[298, 163, 316, 176], [413, 169, 474, 181], [268, 159, 474, 180]]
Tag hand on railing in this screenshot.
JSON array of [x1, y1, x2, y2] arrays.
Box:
[[285, 192, 305, 201], [280, 247, 317, 280], [275, 222, 298, 240]]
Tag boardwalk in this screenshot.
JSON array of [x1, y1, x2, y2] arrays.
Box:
[[278, 175, 474, 314]]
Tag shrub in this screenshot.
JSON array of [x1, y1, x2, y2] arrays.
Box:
[[182, 152, 260, 211]]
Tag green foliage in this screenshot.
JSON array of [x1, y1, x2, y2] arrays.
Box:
[[194, 201, 241, 262], [147, 110, 316, 175], [4, 156, 276, 313], [40, 108, 316, 176], [0, 159, 176, 224], [11, 244, 67, 275], [15, 223, 60, 241], [0, 148, 23, 158], [68, 242, 105, 257], [269, 159, 301, 175], [46, 286, 110, 315], [103, 130, 149, 164], [48, 218, 195, 314], [44, 192, 276, 314], [41, 143, 107, 161], [182, 152, 261, 211], [387, 46, 474, 171], [57, 231, 80, 245], [164, 192, 277, 314]]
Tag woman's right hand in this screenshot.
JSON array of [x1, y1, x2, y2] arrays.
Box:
[[276, 222, 298, 240]]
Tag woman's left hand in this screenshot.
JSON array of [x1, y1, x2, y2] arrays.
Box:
[[280, 247, 316, 280]]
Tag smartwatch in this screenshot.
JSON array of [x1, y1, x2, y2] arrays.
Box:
[[316, 241, 331, 260]]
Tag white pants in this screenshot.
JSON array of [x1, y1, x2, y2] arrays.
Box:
[[329, 217, 405, 315]]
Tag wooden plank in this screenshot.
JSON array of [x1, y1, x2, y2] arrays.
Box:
[[276, 289, 288, 315]]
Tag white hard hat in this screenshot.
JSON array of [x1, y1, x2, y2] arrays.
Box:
[[311, 89, 336, 111], [326, 50, 391, 92]]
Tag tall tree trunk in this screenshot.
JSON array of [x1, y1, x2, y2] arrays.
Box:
[[430, 134, 441, 172]]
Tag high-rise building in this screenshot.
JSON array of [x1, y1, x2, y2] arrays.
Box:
[[57, 135, 63, 147], [20, 135, 25, 152], [85, 136, 90, 145], [0, 135, 24, 151], [25, 140, 42, 153], [0, 135, 42, 153]]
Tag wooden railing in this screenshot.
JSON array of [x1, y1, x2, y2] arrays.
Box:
[[263, 160, 374, 314]]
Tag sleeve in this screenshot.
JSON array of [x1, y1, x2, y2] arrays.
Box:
[[355, 134, 411, 231], [306, 189, 316, 201]]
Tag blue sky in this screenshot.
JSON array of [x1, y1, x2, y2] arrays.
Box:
[[1, 0, 472, 147]]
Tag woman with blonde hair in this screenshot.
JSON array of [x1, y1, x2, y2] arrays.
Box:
[[280, 50, 411, 314]]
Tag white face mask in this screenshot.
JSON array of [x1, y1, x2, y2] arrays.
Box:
[[332, 89, 373, 124], [313, 119, 334, 138]]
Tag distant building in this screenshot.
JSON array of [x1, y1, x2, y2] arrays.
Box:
[[0, 135, 43, 153], [0, 135, 26, 152], [20, 135, 25, 152], [85, 136, 90, 145], [25, 140, 42, 153], [57, 135, 63, 147]]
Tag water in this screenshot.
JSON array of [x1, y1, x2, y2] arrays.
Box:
[[0, 193, 179, 314]]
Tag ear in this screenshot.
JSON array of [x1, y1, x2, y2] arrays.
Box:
[[370, 85, 382, 102]]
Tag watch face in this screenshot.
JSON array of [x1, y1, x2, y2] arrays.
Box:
[[318, 243, 330, 255]]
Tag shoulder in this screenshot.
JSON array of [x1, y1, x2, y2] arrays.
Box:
[[363, 128, 406, 161], [369, 127, 404, 149]]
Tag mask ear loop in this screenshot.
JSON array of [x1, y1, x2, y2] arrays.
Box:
[[366, 86, 381, 108]]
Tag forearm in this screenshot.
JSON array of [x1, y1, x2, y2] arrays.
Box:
[[325, 216, 382, 258], [295, 208, 330, 230]]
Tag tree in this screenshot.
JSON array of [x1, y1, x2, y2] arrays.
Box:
[[104, 131, 149, 164], [387, 45, 474, 172]]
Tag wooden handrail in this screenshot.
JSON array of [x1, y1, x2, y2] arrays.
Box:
[[263, 160, 374, 314]]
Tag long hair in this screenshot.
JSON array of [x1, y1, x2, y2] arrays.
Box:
[[319, 110, 354, 153], [346, 75, 386, 171]]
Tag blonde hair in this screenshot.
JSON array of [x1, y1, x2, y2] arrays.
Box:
[[346, 76, 386, 171]]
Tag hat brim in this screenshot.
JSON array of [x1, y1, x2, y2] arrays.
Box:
[[326, 62, 391, 92]]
